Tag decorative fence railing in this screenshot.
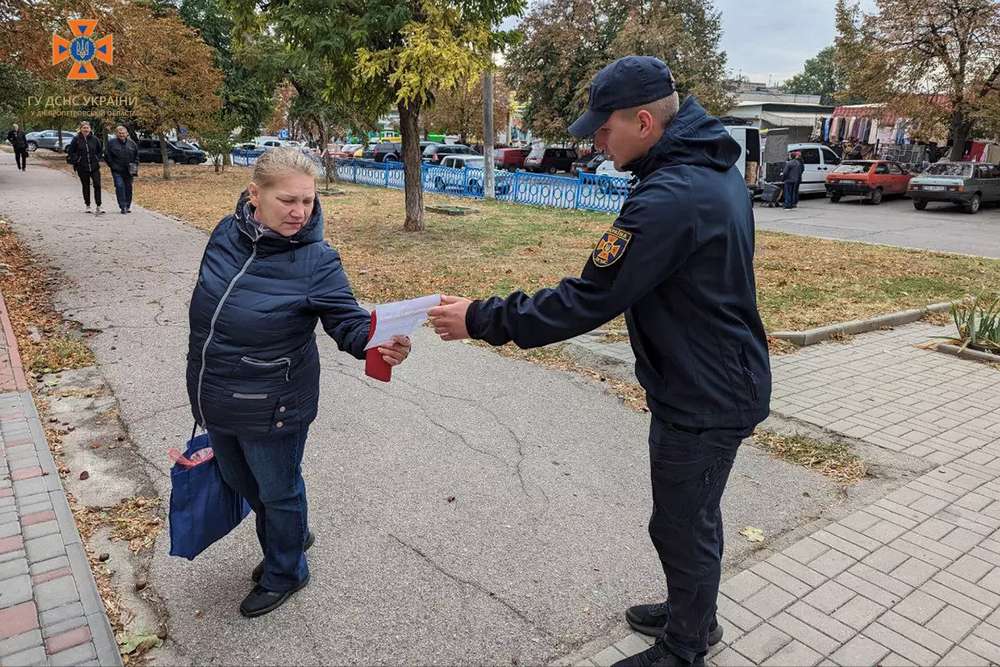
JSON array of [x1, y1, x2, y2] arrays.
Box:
[[229, 151, 629, 214]]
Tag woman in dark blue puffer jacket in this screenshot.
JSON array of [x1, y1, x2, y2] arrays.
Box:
[[186, 148, 411, 617]]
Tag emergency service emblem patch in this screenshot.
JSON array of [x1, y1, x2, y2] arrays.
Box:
[[592, 227, 632, 267]]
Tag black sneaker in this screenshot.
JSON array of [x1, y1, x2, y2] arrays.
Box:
[[251, 530, 315, 583], [611, 640, 705, 667], [239, 574, 310, 618], [625, 602, 723, 645]]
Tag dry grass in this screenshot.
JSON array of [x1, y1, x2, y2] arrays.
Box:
[[752, 429, 868, 485], [31, 153, 1000, 333]]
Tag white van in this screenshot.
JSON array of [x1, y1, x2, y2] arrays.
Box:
[[787, 143, 842, 194]]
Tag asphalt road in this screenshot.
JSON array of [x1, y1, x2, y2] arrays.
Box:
[[754, 192, 1000, 258], [0, 154, 845, 665]]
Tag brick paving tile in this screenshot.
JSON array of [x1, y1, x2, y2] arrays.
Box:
[[43, 624, 91, 655], [0, 600, 38, 640]]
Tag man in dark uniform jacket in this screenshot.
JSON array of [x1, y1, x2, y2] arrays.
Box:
[[429, 56, 771, 667]]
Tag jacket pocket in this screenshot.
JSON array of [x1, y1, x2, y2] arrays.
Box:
[[739, 347, 759, 402], [239, 355, 292, 382]]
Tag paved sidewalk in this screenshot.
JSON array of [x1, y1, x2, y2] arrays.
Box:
[[0, 293, 120, 666], [577, 325, 1000, 666]]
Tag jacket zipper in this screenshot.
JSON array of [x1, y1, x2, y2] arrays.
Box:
[[739, 350, 759, 402], [240, 355, 292, 382], [195, 233, 259, 426]]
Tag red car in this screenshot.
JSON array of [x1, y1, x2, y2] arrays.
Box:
[[494, 147, 530, 171], [825, 160, 912, 204]]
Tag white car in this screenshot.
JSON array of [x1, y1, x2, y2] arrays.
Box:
[[594, 159, 633, 195], [786, 142, 842, 194]]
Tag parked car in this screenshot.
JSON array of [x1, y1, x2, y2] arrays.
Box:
[[494, 147, 530, 171], [523, 146, 578, 173], [325, 142, 362, 159], [422, 143, 476, 164], [594, 159, 633, 195], [24, 130, 75, 152], [136, 138, 208, 164], [361, 141, 402, 162], [431, 155, 512, 195], [787, 143, 842, 194], [572, 152, 605, 175], [420, 141, 440, 153], [908, 161, 1000, 214], [824, 160, 912, 204]]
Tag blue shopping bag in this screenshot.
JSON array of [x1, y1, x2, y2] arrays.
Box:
[[168, 428, 251, 560]]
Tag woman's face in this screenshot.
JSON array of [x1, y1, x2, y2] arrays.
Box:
[[248, 172, 315, 237]]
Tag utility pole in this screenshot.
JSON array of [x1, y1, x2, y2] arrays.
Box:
[[483, 67, 495, 200]]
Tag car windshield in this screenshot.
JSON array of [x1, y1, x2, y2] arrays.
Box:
[[833, 162, 870, 174], [925, 163, 973, 177], [175, 141, 196, 149]]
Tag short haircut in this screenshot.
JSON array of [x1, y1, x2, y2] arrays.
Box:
[[621, 92, 680, 129], [251, 146, 318, 188]]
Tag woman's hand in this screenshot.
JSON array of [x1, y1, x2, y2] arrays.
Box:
[[378, 335, 412, 366]]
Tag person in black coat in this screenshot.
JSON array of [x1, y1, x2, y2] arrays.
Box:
[[429, 56, 771, 667], [186, 147, 412, 618], [780, 152, 804, 209], [104, 126, 139, 214], [6, 124, 28, 171], [66, 121, 105, 214]]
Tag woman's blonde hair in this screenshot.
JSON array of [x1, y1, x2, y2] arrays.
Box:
[[251, 147, 318, 188], [79, 121, 91, 130]]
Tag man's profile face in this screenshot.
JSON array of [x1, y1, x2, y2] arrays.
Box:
[[594, 109, 656, 171]]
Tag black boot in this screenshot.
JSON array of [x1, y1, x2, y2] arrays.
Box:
[[251, 530, 315, 583], [626, 601, 723, 645], [611, 640, 705, 667], [239, 574, 310, 618]]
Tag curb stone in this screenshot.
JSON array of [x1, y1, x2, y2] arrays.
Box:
[[769, 301, 954, 347]]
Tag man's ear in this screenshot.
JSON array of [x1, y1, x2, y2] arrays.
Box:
[[637, 109, 656, 138]]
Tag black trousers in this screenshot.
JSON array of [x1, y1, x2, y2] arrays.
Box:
[[77, 168, 102, 207], [647, 417, 753, 662], [14, 150, 27, 170]]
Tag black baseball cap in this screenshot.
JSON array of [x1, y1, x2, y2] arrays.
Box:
[[568, 56, 676, 138]]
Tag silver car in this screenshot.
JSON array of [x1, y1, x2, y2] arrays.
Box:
[[24, 130, 76, 152]]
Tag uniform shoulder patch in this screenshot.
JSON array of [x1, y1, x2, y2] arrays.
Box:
[[592, 227, 633, 268]]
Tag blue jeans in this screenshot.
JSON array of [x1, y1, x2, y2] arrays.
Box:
[[782, 181, 800, 208], [647, 419, 753, 662], [207, 425, 310, 592], [112, 171, 133, 211]]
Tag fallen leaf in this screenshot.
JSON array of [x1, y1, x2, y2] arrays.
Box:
[[118, 632, 162, 655], [79, 471, 89, 480], [739, 526, 765, 543]]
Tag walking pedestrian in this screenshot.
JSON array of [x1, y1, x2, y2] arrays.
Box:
[[186, 147, 412, 618], [428, 55, 771, 667], [780, 151, 804, 209], [66, 121, 105, 215], [104, 126, 139, 214], [6, 123, 28, 171]]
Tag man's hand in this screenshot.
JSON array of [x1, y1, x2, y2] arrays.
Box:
[[378, 335, 412, 366], [428, 295, 472, 341]]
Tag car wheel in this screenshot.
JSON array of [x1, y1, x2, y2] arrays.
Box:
[[188, 157, 200, 165], [870, 188, 883, 205], [547, 166, 557, 174], [913, 200, 927, 211], [830, 193, 841, 203], [434, 176, 445, 191], [385, 154, 398, 162], [965, 194, 981, 214], [26, 141, 37, 152]]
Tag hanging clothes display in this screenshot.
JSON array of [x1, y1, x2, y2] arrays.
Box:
[[868, 120, 878, 145]]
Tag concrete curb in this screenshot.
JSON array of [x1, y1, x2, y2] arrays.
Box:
[[769, 301, 954, 347], [934, 342, 1000, 365], [0, 292, 28, 392]]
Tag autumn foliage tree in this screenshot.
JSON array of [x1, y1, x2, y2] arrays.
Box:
[[421, 71, 512, 143], [835, 0, 1000, 159], [506, 0, 732, 141]]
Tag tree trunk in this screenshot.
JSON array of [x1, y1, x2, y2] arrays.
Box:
[[948, 108, 973, 161], [398, 100, 425, 232], [159, 136, 171, 180]]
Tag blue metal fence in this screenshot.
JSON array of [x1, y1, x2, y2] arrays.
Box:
[[229, 153, 629, 214]]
